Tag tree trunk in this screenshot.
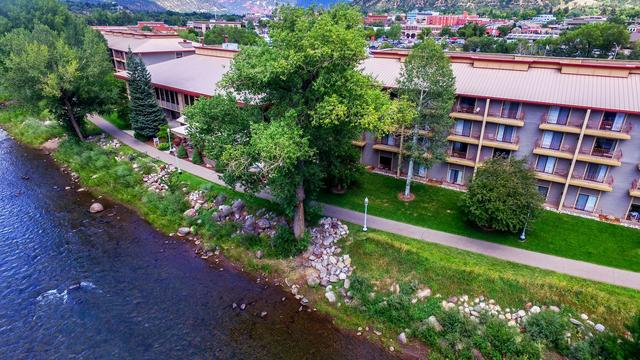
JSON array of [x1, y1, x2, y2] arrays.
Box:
[[63, 97, 84, 141], [404, 123, 419, 198], [396, 124, 405, 178], [292, 182, 306, 239]]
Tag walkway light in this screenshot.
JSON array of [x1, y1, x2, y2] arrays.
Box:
[[363, 197, 369, 232]]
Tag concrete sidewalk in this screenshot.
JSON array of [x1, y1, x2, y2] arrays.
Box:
[[88, 114, 640, 290]]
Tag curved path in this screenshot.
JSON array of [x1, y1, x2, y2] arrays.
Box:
[[88, 114, 640, 291]]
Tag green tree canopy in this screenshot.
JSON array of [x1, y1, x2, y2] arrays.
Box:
[[539, 22, 630, 58], [462, 158, 543, 233], [203, 26, 263, 46], [0, 0, 118, 139], [194, 5, 399, 238]]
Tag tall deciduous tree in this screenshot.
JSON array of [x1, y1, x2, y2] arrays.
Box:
[[397, 39, 456, 199], [0, 3, 117, 140], [199, 5, 397, 238], [126, 51, 166, 139]]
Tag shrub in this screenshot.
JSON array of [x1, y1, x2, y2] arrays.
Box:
[[270, 225, 308, 258], [176, 143, 188, 159], [462, 157, 543, 233], [570, 332, 626, 360], [191, 149, 204, 165], [157, 142, 170, 151], [524, 311, 570, 352], [484, 318, 519, 358], [156, 124, 169, 142]]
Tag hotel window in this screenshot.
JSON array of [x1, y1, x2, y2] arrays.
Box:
[[457, 97, 479, 113], [575, 193, 597, 212], [496, 125, 515, 142], [600, 112, 625, 132], [176, 52, 184, 59], [540, 131, 563, 150], [451, 142, 468, 158], [453, 119, 472, 136], [546, 106, 571, 125], [500, 101, 520, 119], [584, 164, 608, 182], [184, 95, 198, 107], [448, 168, 463, 184], [592, 138, 616, 156], [535, 156, 556, 174], [537, 185, 549, 200], [492, 149, 511, 159]]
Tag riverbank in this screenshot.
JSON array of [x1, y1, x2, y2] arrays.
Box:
[[2, 108, 639, 359]]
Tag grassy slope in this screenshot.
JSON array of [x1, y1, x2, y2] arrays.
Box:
[[319, 172, 640, 272], [322, 226, 640, 334]]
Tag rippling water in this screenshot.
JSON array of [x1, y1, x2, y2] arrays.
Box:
[[0, 129, 399, 360]]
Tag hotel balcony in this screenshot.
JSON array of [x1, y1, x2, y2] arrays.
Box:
[[446, 149, 476, 168], [447, 129, 480, 145], [157, 99, 180, 112], [485, 110, 525, 127], [532, 139, 575, 160], [538, 114, 583, 134], [569, 172, 614, 192], [584, 121, 632, 140], [482, 133, 520, 151], [351, 134, 366, 147], [534, 168, 568, 184], [576, 148, 622, 167], [372, 139, 401, 153], [630, 179, 640, 197], [450, 105, 484, 122]]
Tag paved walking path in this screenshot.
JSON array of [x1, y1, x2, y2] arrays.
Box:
[[88, 114, 640, 291]]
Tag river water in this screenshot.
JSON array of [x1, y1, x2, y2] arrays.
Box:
[[0, 129, 399, 360]]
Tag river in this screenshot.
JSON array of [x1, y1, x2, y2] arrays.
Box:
[[0, 129, 400, 360]]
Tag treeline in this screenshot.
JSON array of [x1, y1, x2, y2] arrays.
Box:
[[63, 1, 242, 27], [443, 21, 639, 60], [0, 0, 125, 139]]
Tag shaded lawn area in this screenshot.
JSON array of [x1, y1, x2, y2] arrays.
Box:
[[103, 111, 131, 130], [321, 226, 640, 335], [319, 171, 640, 272]]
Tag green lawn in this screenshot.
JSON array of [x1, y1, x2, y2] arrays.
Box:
[[103, 111, 131, 130], [319, 172, 640, 272]]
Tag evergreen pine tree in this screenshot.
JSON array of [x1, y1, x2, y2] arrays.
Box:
[[176, 143, 188, 159], [126, 51, 166, 139], [191, 148, 203, 165]]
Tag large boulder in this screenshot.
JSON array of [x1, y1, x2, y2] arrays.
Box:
[[213, 194, 227, 207], [231, 199, 245, 215], [243, 215, 256, 233], [89, 202, 104, 213], [213, 205, 232, 221], [177, 227, 191, 236], [256, 218, 271, 230]]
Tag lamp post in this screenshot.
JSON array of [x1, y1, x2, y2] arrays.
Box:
[[167, 128, 181, 174], [519, 211, 530, 242], [363, 197, 369, 232]]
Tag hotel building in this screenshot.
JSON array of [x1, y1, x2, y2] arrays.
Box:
[[113, 46, 640, 224]]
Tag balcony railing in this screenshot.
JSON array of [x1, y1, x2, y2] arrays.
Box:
[[586, 120, 633, 134], [375, 138, 400, 147], [578, 147, 622, 161], [540, 114, 583, 128], [449, 129, 480, 139], [453, 104, 484, 115], [484, 133, 520, 144], [487, 110, 525, 120], [448, 149, 473, 160], [632, 179, 640, 191], [534, 167, 568, 177], [534, 139, 575, 153], [571, 172, 614, 186]]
